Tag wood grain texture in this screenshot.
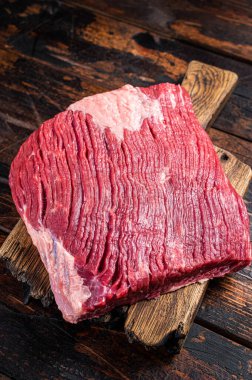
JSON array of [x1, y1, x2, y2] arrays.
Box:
[[0, 49, 250, 149], [182, 61, 238, 129], [215, 94, 252, 142], [0, 220, 51, 305], [125, 62, 251, 349], [64, 0, 252, 62], [196, 272, 252, 348], [1, 0, 251, 143], [209, 128, 252, 168], [0, 180, 17, 234], [3, 1, 250, 95], [0, 261, 59, 318], [0, 303, 251, 380]]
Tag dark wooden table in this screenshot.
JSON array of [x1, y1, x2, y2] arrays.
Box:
[[0, 1, 251, 379]]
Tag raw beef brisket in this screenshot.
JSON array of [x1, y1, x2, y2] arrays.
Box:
[[9, 83, 251, 322]]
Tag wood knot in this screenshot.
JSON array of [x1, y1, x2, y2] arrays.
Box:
[[221, 153, 229, 161]]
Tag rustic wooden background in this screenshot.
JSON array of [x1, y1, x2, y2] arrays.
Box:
[[0, 1, 251, 379]]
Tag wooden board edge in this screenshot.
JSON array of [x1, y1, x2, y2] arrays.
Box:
[[126, 282, 209, 353]]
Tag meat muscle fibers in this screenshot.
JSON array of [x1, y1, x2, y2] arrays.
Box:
[[9, 83, 251, 322]]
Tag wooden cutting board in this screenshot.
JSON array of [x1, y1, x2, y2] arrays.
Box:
[[0, 60, 251, 353]]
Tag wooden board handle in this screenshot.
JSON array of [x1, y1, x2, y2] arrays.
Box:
[[182, 60, 238, 129], [124, 61, 250, 351]]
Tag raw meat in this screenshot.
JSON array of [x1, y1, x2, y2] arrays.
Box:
[[9, 83, 251, 323]]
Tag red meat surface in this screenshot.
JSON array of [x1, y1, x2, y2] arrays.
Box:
[[9, 83, 251, 323]]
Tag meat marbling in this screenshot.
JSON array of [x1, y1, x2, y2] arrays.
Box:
[[9, 83, 251, 323]]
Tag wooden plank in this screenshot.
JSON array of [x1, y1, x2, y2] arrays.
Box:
[[1, 2, 251, 96], [0, 50, 107, 130], [215, 94, 252, 142], [2, 0, 252, 66], [0, 303, 251, 380], [64, 0, 252, 62], [209, 128, 252, 167], [3, 2, 250, 96], [0, 260, 58, 317], [0, 116, 31, 164], [0, 1, 52, 45], [0, 180, 18, 234], [0, 49, 251, 146], [125, 62, 252, 349], [196, 272, 252, 348], [0, 2, 251, 142]]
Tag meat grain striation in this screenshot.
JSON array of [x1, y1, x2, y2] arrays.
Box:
[[9, 83, 251, 322]]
